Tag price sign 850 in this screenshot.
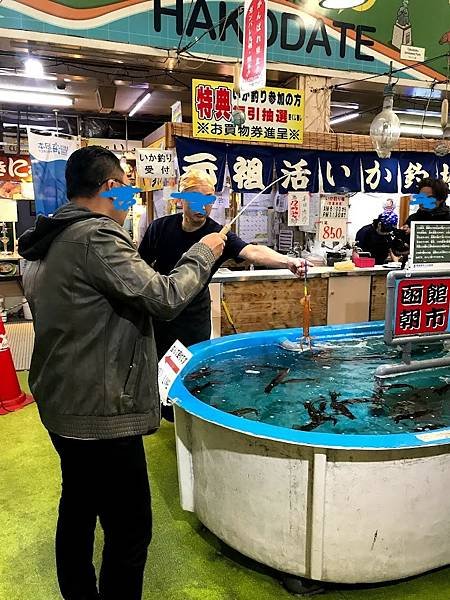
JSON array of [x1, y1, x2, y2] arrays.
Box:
[[319, 219, 347, 243]]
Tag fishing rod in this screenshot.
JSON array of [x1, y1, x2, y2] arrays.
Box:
[[219, 173, 289, 235]]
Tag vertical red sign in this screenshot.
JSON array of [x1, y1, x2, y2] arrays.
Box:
[[240, 0, 267, 94], [394, 278, 450, 337]]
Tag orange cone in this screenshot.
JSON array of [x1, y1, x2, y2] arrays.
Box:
[[0, 320, 33, 415]]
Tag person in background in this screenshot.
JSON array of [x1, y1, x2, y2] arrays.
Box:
[[139, 169, 307, 418], [390, 222, 410, 267], [355, 215, 394, 265], [406, 177, 450, 225], [380, 198, 398, 228], [18, 147, 226, 600]]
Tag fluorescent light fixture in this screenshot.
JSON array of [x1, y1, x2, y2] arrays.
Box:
[[0, 70, 57, 81], [395, 109, 441, 118], [330, 112, 360, 125], [0, 83, 68, 94], [24, 57, 45, 79], [319, 0, 366, 8], [0, 89, 73, 107], [408, 87, 442, 100], [400, 124, 442, 137], [128, 92, 151, 117], [330, 102, 360, 110], [2, 122, 62, 131]]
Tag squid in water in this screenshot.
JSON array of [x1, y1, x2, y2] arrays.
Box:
[[300, 263, 312, 350]]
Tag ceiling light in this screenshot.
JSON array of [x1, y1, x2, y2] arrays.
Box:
[[407, 87, 442, 100], [400, 124, 442, 137], [330, 102, 360, 110], [370, 84, 401, 158], [330, 112, 361, 125], [319, 0, 366, 8], [128, 92, 151, 117], [395, 109, 441, 118], [2, 123, 62, 131], [0, 89, 73, 107], [24, 57, 45, 79], [0, 83, 68, 94], [0, 69, 57, 81]]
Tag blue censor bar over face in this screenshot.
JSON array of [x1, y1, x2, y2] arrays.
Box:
[[171, 191, 216, 215], [410, 193, 437, 210], [100, 185, 142, 211]]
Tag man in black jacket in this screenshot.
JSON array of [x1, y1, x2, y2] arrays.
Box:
[[139, 169, 306, 357], [139, 169, 306, 420], [406, 177, 450, 225], [355, 217, 394, 265], [19, 147, 225, 600]]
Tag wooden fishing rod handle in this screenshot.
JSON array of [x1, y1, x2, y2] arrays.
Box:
[[219, 224, 231, 236]]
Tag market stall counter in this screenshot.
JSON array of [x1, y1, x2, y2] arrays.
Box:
[[210, 266, 393, 337]]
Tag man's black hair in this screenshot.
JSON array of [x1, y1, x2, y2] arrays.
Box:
[[417, 177, 449, 203], [66, 146, 124, 200]]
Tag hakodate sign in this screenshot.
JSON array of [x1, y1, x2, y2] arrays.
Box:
[[0, 0, 448, 81]]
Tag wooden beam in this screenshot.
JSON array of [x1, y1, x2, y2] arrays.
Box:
[[167, 122, 441, 153]]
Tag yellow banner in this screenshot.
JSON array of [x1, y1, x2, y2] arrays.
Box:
[[192, 79, 304, 144]]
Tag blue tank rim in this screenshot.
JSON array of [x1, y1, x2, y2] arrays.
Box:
[[169, 322, 450, 450]]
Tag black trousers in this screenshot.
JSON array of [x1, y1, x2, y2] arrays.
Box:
[[50, 434, 152, 600]]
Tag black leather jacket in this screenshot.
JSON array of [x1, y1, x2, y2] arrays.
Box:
[[19, 203, 216, 439]]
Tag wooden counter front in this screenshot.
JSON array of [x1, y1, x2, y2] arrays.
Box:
[[370, 274, 388, 321], [220, 277, 328, 335]]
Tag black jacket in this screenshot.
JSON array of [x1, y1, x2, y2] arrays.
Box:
[[406, 202, 450, 225], [19, 203, 216, 439], [355, 224, 391, 265]]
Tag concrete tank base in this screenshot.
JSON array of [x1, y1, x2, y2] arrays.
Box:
[[171, 324, 450, 584]]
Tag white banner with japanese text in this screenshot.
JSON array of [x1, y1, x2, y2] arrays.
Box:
[[136, 149, 174, 179]]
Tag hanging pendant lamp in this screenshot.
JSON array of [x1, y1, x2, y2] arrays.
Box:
[[370, 84, 401, 159]]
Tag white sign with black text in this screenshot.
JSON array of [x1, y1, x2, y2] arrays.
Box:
[[318, 195, 349, 244], [288, 192, 309, 227], [136, 149, 175, 179], [158, 339, 193, 405]]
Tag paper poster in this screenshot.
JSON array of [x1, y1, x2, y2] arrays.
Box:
[[215, 188, 230, 209], [288, 192, 309, 227], [318, 194, 349, 243], [238, 208, 269, 244]]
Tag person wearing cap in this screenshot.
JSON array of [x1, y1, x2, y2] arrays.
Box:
[[355, 216, 394, 265], [139, 169, 306, 414]]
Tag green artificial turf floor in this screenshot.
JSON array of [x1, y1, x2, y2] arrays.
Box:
[[1, 373, 450, 599]]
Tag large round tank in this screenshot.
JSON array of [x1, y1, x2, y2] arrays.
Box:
[[170, 322, 450, 584]]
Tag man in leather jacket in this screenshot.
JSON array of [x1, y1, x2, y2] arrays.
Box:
[[19, 146, 225, 600]]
